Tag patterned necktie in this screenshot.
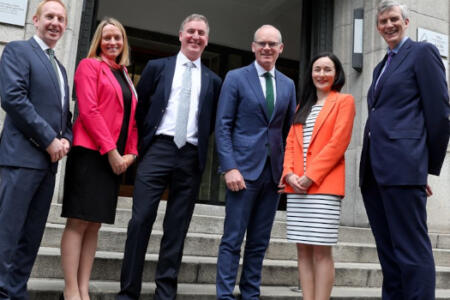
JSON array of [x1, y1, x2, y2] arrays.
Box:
[[46, 48, 61, 89], [264, 72, 274, 118], [375, 51, 395, 90], [174, 61, 195, 148]]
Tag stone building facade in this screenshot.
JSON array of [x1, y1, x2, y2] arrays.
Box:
[[0, 0, 448, 232]]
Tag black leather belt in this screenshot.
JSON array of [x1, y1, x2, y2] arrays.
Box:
[[155, 134, 174, 141]]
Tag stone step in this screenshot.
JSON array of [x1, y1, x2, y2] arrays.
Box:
[[47, 203, 287, 239], [41, 223, 450, 266], [31, 247, 450, 288], [47, 203, 450, 249], [27, 278, 450, 300]]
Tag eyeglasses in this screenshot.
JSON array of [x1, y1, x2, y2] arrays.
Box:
[[253, 41, 281, 48]]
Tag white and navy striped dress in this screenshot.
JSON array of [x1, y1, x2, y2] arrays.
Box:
[[286, 104, 342, 245]]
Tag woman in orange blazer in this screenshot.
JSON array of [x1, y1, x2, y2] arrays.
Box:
[[281, 53, 355, 300], [59, 18, 138, 300]]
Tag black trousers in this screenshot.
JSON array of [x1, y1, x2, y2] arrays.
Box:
[[118, 136, 201, 300]]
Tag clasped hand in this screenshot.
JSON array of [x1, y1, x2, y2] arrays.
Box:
[[107, 149, 135, 175], [46, 138, 70, 162], [282, 173, 313, 194]]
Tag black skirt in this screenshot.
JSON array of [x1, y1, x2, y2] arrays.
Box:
[[61, 146, 120, 224]]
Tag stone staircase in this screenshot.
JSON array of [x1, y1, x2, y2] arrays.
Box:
[[29, 199, 450, 299]]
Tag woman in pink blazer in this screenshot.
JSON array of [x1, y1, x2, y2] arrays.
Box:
[[60, 18, 138, 300]]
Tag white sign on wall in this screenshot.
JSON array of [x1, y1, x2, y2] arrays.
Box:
[[417, 27, 448, 58], [0, 0, 28, 27]]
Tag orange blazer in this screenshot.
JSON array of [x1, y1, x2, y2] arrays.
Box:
[[282, 91, 355, 196], [72, 58, 138, 156]]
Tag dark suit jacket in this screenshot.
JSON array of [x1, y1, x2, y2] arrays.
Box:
[[360, 38, 450, 186], [215, 63, 296, 183], [0, 37, 73, 170], [135, 55, 222, 171]]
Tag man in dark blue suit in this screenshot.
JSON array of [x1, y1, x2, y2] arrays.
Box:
[[215, 25, 296, 299], [0, 0, 72, 298], [117, 14, 222, 300], [360, 1, 450, 299]]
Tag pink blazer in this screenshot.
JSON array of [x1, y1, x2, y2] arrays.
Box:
[[72, 58, 138, 156]]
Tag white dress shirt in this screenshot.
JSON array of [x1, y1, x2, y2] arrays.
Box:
[[254, 61, 277, 106], [156, 51, 202, 146], [33, 35, 65, 108]]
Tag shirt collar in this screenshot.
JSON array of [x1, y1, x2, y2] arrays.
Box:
[[33, 35, 52, 52], [254, 61, 275, 78], [388, 36, 408, 55], [177, 51, 201, 69]]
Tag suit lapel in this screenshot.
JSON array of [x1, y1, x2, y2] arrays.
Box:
[[368, 60, 384, 107], [57, 59, 69, 108], [309, 91, 337, 145], [272, 70, 285, 123], [198, 64, 210, 116], [246, 64, 269, 121], [164, 56, 177, 103], [101, 62, 124, 108], [29, 38, 62, 105], [374, 39, 413, 104], [294, 124, 304, 151]]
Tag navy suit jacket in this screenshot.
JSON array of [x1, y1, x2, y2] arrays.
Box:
[[135, 55, 222, 171], [215, 63, 296, 183], [360, 38, 450, 186], [0, 38, 72, 171]]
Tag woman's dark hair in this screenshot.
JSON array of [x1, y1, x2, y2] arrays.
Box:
[[294, 52, 345, 124]]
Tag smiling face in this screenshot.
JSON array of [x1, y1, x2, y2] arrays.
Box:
[[179, 19, 209, 61], [311, 56, 336, 93], [252, 26, 284, 71], [377, 6, 409, 49], [33, 1, 66, 48], [100, 24, 124, 61]]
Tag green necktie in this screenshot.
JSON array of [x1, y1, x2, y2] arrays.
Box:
[[46, 48, 61, 89], [264, 72, 274, 118]]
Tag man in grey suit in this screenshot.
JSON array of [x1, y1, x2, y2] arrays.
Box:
[[0, 0, 72, 298]]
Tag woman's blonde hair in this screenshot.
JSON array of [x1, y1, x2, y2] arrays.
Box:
[[87, 17, 130, 66]]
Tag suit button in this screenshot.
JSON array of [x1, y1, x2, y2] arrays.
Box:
[[368, 131, 371, 137], [371, 107, 375, 112], [162, 109, 165, 113]]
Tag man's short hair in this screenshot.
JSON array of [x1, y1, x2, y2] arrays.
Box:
[[179, 14, 209, 35], [377, 0, 409, 24], [253, 25, 283, 43], [34, 0, 67, 23]]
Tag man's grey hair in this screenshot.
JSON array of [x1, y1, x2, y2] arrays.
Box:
[[253, 25, 283, 43], [377, 0, 409, 24], [179, 13, 209, 35]]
